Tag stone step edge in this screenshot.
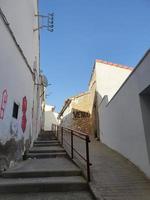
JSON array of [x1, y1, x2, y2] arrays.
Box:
[[27, 152, 67, 159], [28, 150, 65, 153], [0, 176, 88, 193], [34, 140, 58, 143], [2, 170, 82, 178]]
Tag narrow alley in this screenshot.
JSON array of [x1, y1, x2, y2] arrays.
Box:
[[0, 131, 94, 200], [1, 0, 150, 200]]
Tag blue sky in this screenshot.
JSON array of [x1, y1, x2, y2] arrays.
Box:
[[39, 0, 150, 112]]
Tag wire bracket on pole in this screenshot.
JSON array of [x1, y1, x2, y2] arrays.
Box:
[[34, 13, 54, 32]]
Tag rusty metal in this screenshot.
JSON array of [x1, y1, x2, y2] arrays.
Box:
[[63, 126, 88, 137], [71, 130, 73, 159], [56, 125, 58, 138], [61, 127, 63, 146], [86, 136, 90, 182]]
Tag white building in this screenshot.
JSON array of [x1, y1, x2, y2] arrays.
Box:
[[44, 105, 59, 131], [89, 59, 132, 138], [0, 0, 44, 171], [97, 50, 150, 178], [90, 50, 150, 178]]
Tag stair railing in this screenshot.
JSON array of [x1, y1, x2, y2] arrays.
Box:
[[52, 124, 91, 182]]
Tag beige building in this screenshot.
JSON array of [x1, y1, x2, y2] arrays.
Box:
[[59, 59, 132, 137], [58, 92, 92, 134]]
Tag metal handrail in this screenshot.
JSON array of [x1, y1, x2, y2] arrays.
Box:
[[61, 126, 89, 137], [52, 124, 91, 182]]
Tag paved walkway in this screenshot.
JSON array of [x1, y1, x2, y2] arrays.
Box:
[[0, 191, 93, 200], [89, 139, 150, 200]]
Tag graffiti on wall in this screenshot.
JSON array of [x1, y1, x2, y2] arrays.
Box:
[[21, 96, 27, 133], [73, 110, 90, 119], [0, 89, 8, 120]]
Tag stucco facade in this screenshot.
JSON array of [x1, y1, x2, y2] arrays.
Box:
[[0, 0, 44, 171], [44, 105, 59, 131], [89, 59, 132, 108], [98, 50, 150, 178], [89, 60, 132, 139]]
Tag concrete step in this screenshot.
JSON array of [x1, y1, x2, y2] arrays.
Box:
[[33, 144, 60, 147], [2, 158, 82, 178], [0, 176, 88, 193], [37, 138, 57, 141], [37, 138, 57, 142], [37, 136, 57, 141], [38, 132, 56, 137], [27, 152, 67, 159], [29, 146, 65, 153], [34, 140, 58, 144], [0, 191, 94, 200], [2, 170, 82, 178], [33, 143, 60, 147]]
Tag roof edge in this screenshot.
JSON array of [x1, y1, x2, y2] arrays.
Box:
[[106, 49, 150, 106], [96, 59, 133, 71]]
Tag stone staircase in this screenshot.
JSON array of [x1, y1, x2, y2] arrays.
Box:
[[0, 131, 94, 200]]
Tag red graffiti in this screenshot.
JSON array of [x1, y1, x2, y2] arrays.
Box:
[[0, 89, 8, 120], [21, 96, 27, 133]]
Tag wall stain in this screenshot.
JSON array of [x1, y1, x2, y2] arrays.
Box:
[[0, 138, 24, 173], [0, 89, 8, 120]]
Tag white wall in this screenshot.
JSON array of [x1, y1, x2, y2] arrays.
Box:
[[0, 0, 40, 168], [44, 105, 59, 131], [0, 0, 39, 70], [95, 61, 132, 102], [99, 50, 150, 177], [60, 103, 73, 128]]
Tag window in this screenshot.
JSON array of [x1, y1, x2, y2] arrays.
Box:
[[12, 102, 19, 119]]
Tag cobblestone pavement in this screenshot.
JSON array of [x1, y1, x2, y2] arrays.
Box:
[[88, 139, 150, 200]]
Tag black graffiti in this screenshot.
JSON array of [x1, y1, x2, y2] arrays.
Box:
[[73, 111, 90, 118]]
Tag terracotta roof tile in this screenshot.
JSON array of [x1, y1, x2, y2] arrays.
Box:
[[96, 59, 133, 71]]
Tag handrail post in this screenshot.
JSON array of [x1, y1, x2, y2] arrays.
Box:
[[61, 127, 63, 146], [56, 125, 58, 138], [71, 130, 73, 159], [54, 124, 55, 135], [55, 125, 56, 137], [52, 124, 54, 136], [86, 136, 90, 182]]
